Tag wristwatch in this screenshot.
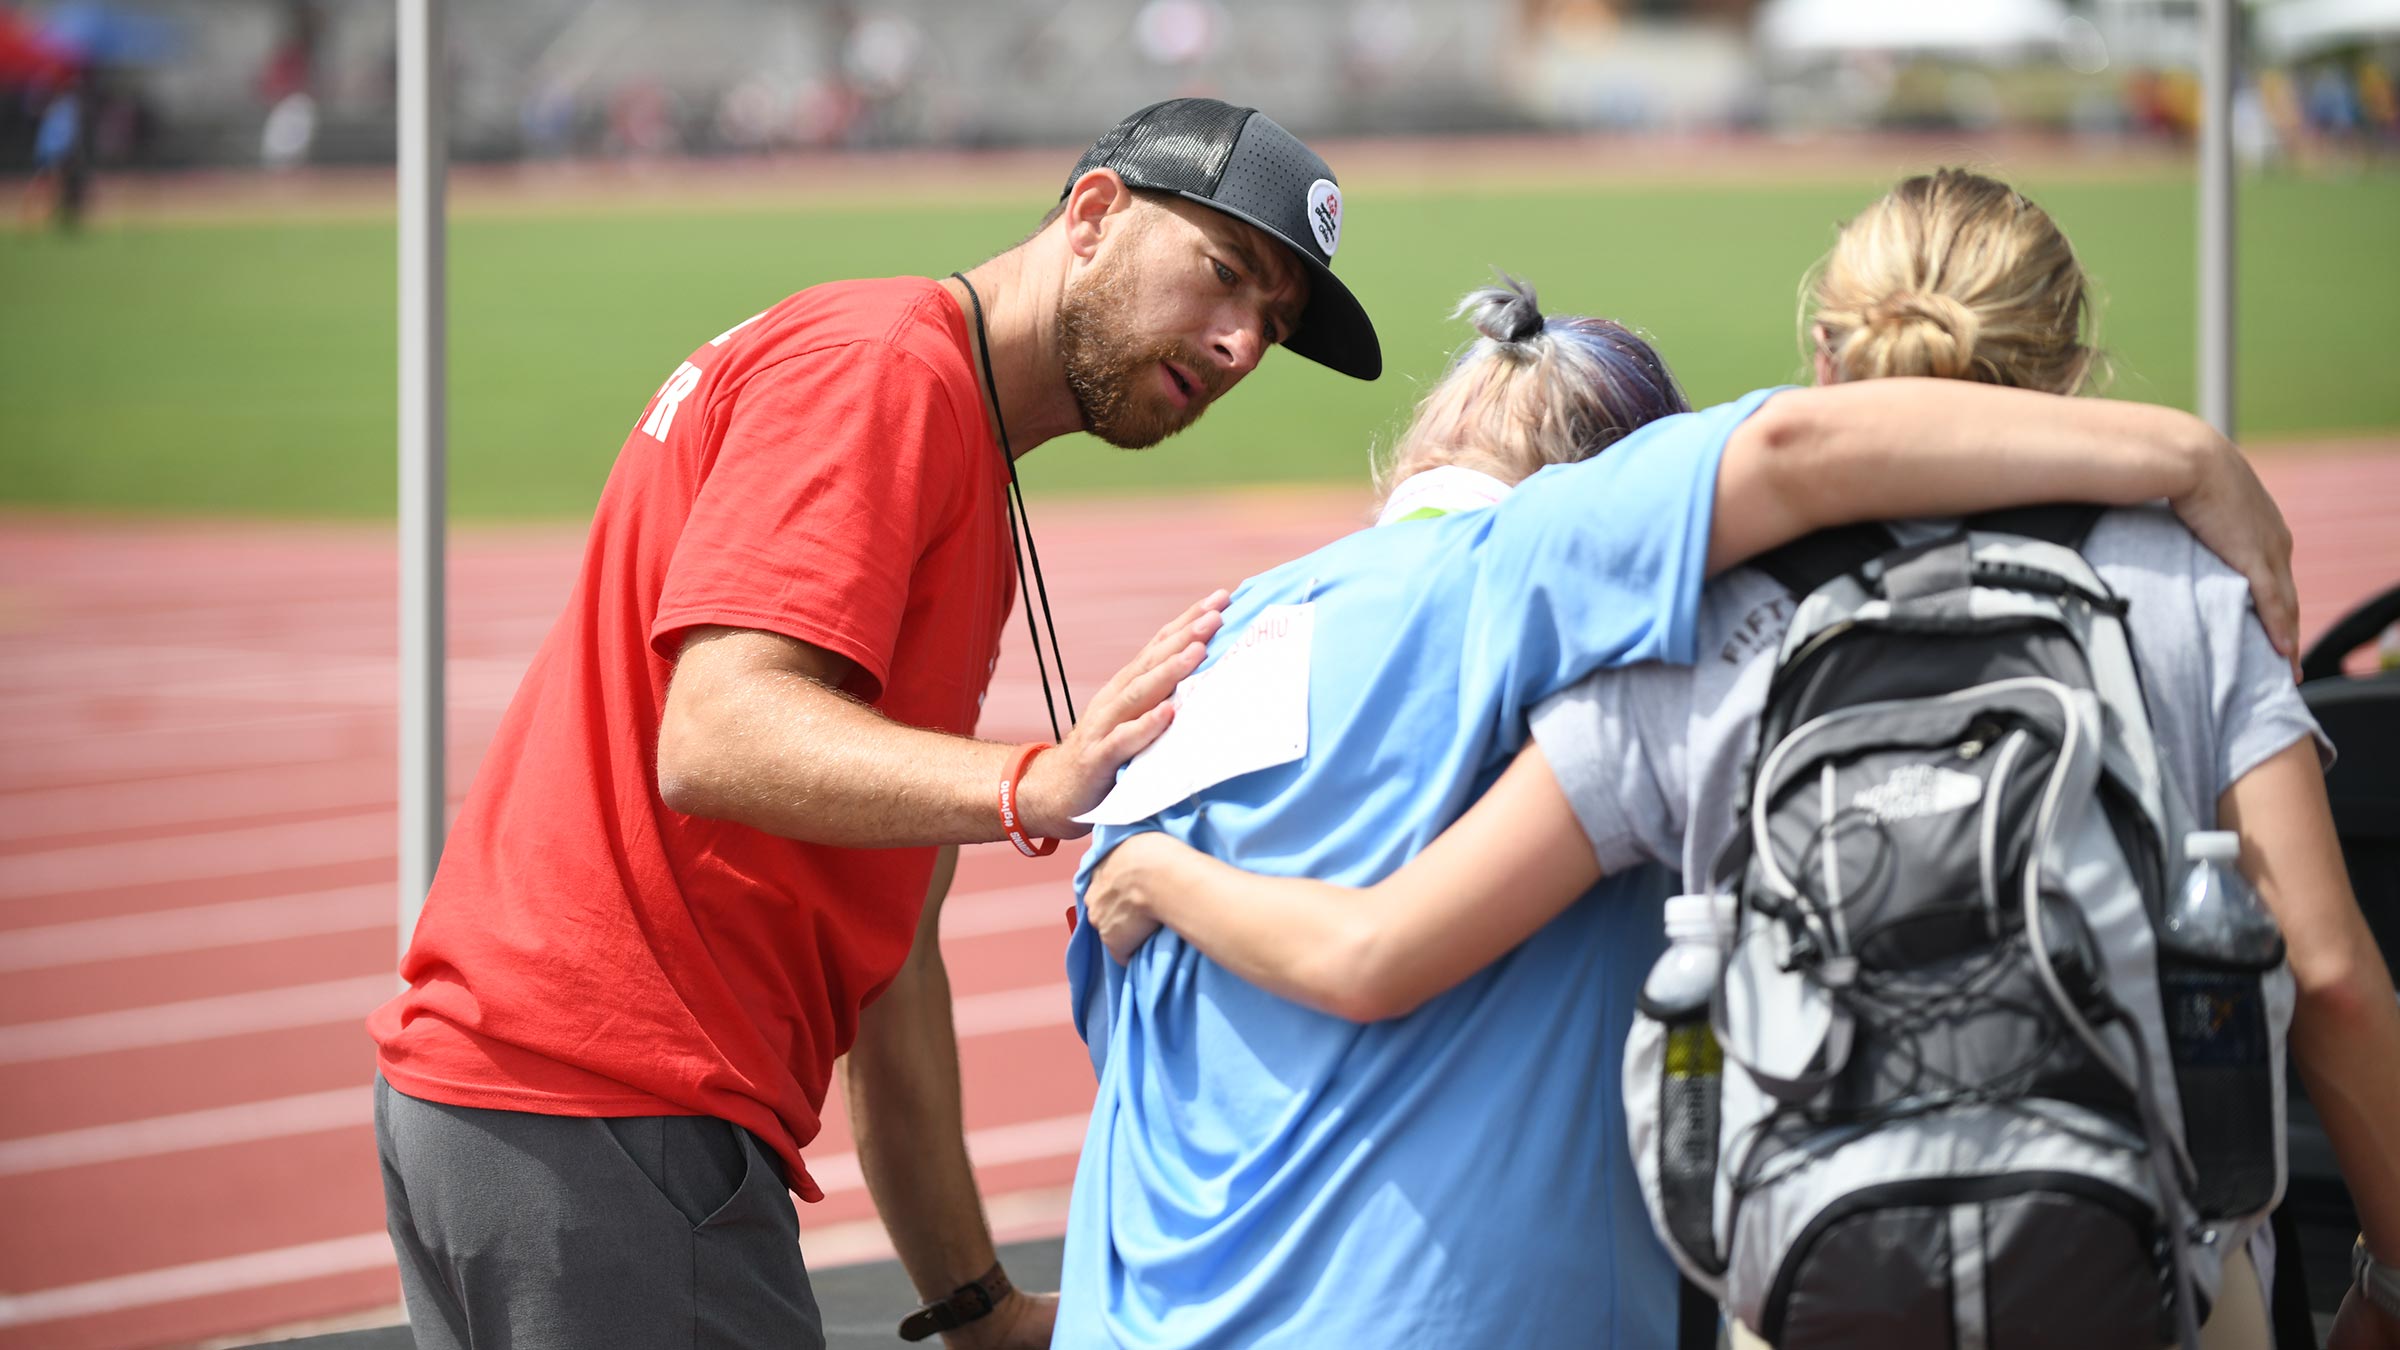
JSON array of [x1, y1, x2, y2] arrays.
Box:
[[2357, 1236, 2400, 1319], [898, 1261, 1013, 1343]]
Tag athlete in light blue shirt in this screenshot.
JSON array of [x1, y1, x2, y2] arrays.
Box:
[[1059, 387, 1750, 1349], [1053, 281, 2298, 1349]]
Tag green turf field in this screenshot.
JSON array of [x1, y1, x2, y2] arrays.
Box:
[[2, 170, 2394, 519]]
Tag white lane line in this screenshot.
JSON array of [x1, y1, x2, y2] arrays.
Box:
[[0, 818, 1075, 913], [958, 1111, 1092, 1169], [0, 1232, 398, 1329], [0, 873, 1061, 972], [106, 656, 532, 714], [0, 885, 389, 972], [0, 643, 534, 711], [0, 812, 395, 901], [805, 1186, 1076, 1278], [0, 1087, 371, 1176], [0, 1089, 1087, 1187], [0, 976, 395, 1065], [939, 881, 1074, 940], [0, 977, 1069, 1066], [949, 982, 1074, 1039], [0, 763, 396, 844], [0, 1131, 1088, 1328], [805, 1112, 1090, 1196], [0, 711, 371, 782]]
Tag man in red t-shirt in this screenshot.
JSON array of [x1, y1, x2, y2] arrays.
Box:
[[369, 99, 1381, 1350]]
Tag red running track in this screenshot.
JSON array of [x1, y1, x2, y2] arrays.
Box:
[[2, 457, 2395, 1349]]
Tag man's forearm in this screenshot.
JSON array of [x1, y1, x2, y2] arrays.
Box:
[[846, 848, 1002, 1298], [1710, 380, 2206, 574], [658, 594, 1224, 848], [662, 664, 1020, 848]]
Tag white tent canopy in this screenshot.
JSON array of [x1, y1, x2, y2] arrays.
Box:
[[2257, 0, 2400, 57], [1757, 0, 2076, 58]]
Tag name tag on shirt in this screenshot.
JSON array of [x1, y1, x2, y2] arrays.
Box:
[[1075, 603, 1314, 827]]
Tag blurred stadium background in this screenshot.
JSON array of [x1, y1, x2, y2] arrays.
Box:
[[2, 0, 2396, 1346]]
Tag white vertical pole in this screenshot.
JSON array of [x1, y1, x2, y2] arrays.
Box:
[[2198, 0, 2236, 437], [398, 0, 447, 958]]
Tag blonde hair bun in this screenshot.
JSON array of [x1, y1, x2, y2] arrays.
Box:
[[1809, 169, 2097, 395], [1855, 290, 1984, 381]]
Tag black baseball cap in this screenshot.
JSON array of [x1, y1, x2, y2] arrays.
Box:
[[1064, 99, 1381, 381]]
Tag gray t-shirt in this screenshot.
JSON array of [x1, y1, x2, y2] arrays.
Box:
[[1532, 506, 2331, 882]]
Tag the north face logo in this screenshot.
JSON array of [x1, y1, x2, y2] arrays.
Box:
[[1306, 178, 1341, 257], [1853, 764, 1983, 822]]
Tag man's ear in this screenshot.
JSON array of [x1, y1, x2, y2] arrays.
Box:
[[1060, 168, 1134, 263]]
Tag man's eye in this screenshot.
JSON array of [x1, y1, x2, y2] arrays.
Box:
[[1212, 260, 1236, 286]]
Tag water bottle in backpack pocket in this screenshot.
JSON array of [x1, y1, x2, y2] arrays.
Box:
[[2158, 830, 2289, 1219], [1624, 894, 1735, 1288]]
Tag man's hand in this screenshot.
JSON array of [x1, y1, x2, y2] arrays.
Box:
[[2164, 426, 2300, 664], [1083, 831, 1183, 962], [945, 1288, 1058, 1350], [1016, 590, 1229, 838]]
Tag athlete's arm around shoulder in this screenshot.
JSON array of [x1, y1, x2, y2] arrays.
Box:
[[1708, 380, 2298, 656], [1086, 745, 1611, 1021]]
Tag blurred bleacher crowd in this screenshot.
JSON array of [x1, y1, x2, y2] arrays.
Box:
[[3, 0, 2396, 177]]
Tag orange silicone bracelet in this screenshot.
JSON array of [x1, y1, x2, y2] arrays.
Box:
[[999, 741, 1058, 858]]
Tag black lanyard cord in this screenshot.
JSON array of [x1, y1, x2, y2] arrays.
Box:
[[953, 271, 1075, 743]]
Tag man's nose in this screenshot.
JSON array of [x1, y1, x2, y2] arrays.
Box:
[[1208, 315, 1267, 382]]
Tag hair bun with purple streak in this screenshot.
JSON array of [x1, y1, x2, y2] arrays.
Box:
[[1460, 272, 1546, 345]]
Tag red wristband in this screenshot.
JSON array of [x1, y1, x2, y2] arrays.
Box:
[[999, 741, 1058, 858]]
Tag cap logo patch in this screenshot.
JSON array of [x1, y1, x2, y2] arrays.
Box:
[[1306, 178, 1341, 258]]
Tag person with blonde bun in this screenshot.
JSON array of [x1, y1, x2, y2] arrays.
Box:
[[1054, 260, 2307, 1349], [1808, 168, 2097, 396], [1082, 175, 2397, 1349]]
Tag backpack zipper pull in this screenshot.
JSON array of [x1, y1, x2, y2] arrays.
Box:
[[1957, 717, 2005, 760]]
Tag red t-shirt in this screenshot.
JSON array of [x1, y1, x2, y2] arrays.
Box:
[[370, 277, 1014, 1201]]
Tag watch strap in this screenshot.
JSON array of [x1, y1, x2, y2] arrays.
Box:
[[898, 1262, 1013, 1343], [2358, 1236, 2400, 1318]]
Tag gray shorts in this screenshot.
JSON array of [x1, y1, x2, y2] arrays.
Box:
[[375, 1076, 825, 1350]]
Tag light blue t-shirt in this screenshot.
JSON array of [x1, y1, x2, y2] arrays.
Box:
[[1055, 389, 1784, 1350]]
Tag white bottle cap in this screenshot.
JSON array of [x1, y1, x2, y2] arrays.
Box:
[[2185, 830, 2242, 862], [1665, 894, 1734, 946]]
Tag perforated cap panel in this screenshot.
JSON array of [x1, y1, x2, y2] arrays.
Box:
[[1213, 113, 1332, 264]]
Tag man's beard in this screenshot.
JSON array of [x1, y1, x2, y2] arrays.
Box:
[[1055, 255, 1218, 450]]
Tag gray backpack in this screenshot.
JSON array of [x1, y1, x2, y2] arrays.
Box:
[[1623, 509, 2294, 1350]]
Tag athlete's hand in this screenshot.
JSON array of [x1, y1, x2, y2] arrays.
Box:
[[2328, 1286, 2400, 1350], [2168, 430, 2300, 670], [1083, 832, 1186, 963], [944, 1287, 1057, 1350], [1016, 590, 1229, 839]]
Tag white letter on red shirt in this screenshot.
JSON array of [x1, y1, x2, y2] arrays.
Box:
[[643, 361, 703, 442]]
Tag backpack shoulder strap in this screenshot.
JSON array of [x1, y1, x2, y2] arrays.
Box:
[[1966, 503, 2107, 551], [1749, 523, 1897, 599], [1676, 1275, 1719, 1350]]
